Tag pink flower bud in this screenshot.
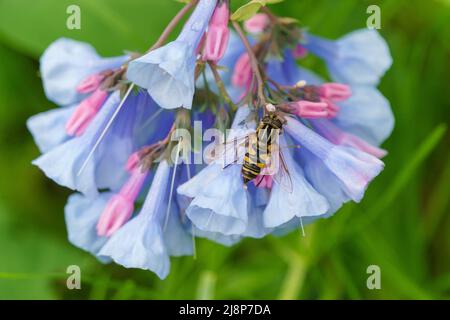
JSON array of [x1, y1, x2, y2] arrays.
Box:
[[96, 170, 148, 237], [244, 13, 270, 34], [292, 44, 308, 59], [76, 74, 106, 94], [291, 100, 330, 119], [65, 89, 108, 136], [320, 98, 340, 118], [232, 53, 252, 88], [202, 2, 230, 62], [319, 83, 352, 102], [253, 174, 273, 189]]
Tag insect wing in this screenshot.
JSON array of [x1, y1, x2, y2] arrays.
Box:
[[219, 134, 251, 169], [271, 149, 294, 193]]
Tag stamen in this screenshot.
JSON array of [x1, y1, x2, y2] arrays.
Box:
[[136, 108, 164, 136], [78, 84, 135, 177], [295, 80, 307, 88], [164, 138, 182, 231], [299, 217, 306, 237], [191, 224, 197, 260]]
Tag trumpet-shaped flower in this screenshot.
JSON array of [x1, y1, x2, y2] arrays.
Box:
[[266, 49, 394, 147], [178, 106, 255, 235], [178, 163, 248, 235], [303, 29, 392, 85], [311, 119, 387, 158], [286, 117, 384, 202], [32, 91, 161, 196], [64, 192, 113, 262], [333, 85, 394, 146], [27, 105, 76, 153], [41, 38, 128, 106], [100, 161, 193, 279], [263, 138, 329, 228], [127, 0, 218, 109]]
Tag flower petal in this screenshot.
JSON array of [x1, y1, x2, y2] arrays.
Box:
[[64, 193, 112, 263], [304, 29, 392, 85], [263, 141, 329, 228], [127, 42, 196, 109], [286, 118, 384, 202], [179, 164, 248, 235], [27, 105, 75, 152], [99, 161, 172, 279], [335, 85, 394, 146], [40, 38, 128, 106]]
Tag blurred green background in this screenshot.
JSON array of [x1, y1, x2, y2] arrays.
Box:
[[0, 0, 449, 300]]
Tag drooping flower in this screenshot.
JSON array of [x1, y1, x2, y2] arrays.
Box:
[[285, 117, 384, 202], [32, 91, 166, 196], [266, 48, 394, 148], [27, 105, 76, 153], [40, 38, 128, 106], [126, 0, 218, 109], [177, 106, 254, 236], [302, 29, 393, 85], [64, 192, 113, 262], [262, 137, 330, 228], [28, 39, 128, 152], [99, 160, 193, 279], [311, 119, 387, 158]]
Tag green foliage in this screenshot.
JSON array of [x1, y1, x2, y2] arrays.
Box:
[[231, 0, 284, 22], [0, 0, 449, 300]]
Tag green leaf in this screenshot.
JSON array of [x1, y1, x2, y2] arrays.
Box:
[[231, 0, 266, 22], [231, 0, 285, 22]]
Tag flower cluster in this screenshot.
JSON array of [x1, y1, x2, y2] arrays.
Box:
[[28, 0, 393, 279]]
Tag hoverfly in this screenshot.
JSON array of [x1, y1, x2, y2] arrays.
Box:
[[220, 111, 294, 192]]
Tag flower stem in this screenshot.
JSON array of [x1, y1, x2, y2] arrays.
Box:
[[147, 0, 199, 52], [208, 61, 238, 111], [231, 20, 267, 107]]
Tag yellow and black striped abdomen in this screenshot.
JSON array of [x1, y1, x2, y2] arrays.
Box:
[[241, 125, 273, 184]]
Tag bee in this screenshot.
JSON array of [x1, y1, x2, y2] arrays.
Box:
[[222, 112, 293, 191]]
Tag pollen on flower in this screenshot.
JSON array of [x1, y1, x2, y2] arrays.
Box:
[[266, 103, 276, 112], [295, 80, 307, 88]]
